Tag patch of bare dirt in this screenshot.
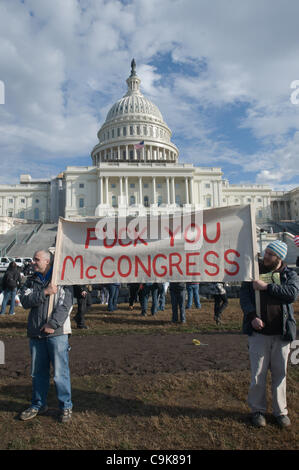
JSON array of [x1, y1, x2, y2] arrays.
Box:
[[0, 333, 249, 378]]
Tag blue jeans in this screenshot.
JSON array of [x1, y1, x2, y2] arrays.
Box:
[[30, 335, 72, 411], [170, 289, 186, 322], [158, 284, 166, 310], [108, 284, 120, 311], [186, 284, 201, 308], [0, 288, 17, 315], [140, 284, 159, 316]]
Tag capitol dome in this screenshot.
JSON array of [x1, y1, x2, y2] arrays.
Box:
[[105, 63, 164, 123], [91, 60, 179, 165]]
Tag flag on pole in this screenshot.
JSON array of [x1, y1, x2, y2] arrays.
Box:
[[134, 141, 145, 149], [294, 235, 299, 247]]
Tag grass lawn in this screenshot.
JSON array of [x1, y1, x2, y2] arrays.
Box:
[[0, 297, 298, 451]]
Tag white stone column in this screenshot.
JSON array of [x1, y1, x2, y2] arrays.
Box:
[[98, 176, 103, 205], [118, 146, 120, 160], [166, 177, 170, 205], [171, 177, 175, 204], [152, 177, 157, 204], [105, 176, 109, 205], [119, 176, 123, 205], [125, 177, 129, 205], [185, 177, 189, 204], [66, 181, 72, 208], [139, 176, 143, 205], [189, 177, 194, 204], [212, 181, 219, 207]]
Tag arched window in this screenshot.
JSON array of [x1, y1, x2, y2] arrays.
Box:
[[34, 208, 39, 220], [144, 196, 149, 207], [130, 195, 136, 206], [112, 195, 117, 207]]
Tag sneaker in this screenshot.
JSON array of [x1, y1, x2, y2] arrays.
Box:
[[19, 405, 48, 421], [60, 408, 72, 423], [129, 306, 134, 311], [276, 415, 291, 428], [9, 312, 16, 316], [251, 412, 266, 427]]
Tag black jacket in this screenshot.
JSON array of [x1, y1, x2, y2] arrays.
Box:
[[2, 268, 21, 290], [240, 265, 298, 342]]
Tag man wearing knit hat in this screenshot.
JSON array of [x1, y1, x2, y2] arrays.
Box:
[[240, 239, 299, 429]]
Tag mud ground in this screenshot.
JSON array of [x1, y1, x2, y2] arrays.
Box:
[[0, 332, 250, 378]]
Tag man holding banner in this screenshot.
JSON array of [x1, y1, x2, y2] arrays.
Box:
[[19, 250, 74, 423], [240, 240, 299, 429]]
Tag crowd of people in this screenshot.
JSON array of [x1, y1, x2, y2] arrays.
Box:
[[0, 238, 297, 431], [70, 280, 228, 326]]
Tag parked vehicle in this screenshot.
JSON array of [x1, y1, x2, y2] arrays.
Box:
[[14, 257, 24, 269], [0, 257, 10, 272]]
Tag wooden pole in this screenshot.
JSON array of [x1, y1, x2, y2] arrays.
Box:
[[47, 217, 63, 319], [250, 204, 261, 316]]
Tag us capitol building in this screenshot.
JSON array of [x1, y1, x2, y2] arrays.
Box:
[[0, 60, 298, 228]]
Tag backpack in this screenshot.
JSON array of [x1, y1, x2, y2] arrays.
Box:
[[3, 271, 19, 290]]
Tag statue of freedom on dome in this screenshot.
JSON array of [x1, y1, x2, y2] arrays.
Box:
[[131, 58, 137, 76]]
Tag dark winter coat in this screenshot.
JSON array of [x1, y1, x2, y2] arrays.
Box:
[[240, 265, 298, 342], [20, 273, 73, 339], [2, 268, 21, 290]]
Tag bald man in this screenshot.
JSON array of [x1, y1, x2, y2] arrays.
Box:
[[19, 250, 74, 423]]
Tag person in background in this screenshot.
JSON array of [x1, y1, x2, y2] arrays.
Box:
[[73, 285, 89, 329], [139, 283, 159, 316], [98, 284, 109, 305], [169, 282, 187, 324], [128, 283, 140, 311], [213, 282, 228, 325], [240, 240, 298, 429], [107, 283, 120, 312], [186, 282, 201, 310], [157, 283, 166, 311], [0, 261, 22, 316]]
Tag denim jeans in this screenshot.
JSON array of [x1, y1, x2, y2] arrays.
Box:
[[30, 335, 72, 411], [186, 284, 201, 308], [140, 284, 159, 315], [0, 288, 17, 315], [107, 284, 120, 311], [170, 289, 186, 322], [158, 284, 166, 310]]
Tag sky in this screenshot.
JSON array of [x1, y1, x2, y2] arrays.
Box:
[[0, 0, 299, 191]]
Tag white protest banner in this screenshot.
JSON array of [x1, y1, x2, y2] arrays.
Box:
[[52, 204, 259, 285]]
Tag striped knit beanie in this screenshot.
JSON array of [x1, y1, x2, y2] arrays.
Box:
[[266, 240, 288, 260]]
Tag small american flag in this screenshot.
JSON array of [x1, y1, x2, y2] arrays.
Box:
[[134, 141, 145, 149], [294, 235, 299, 247]]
